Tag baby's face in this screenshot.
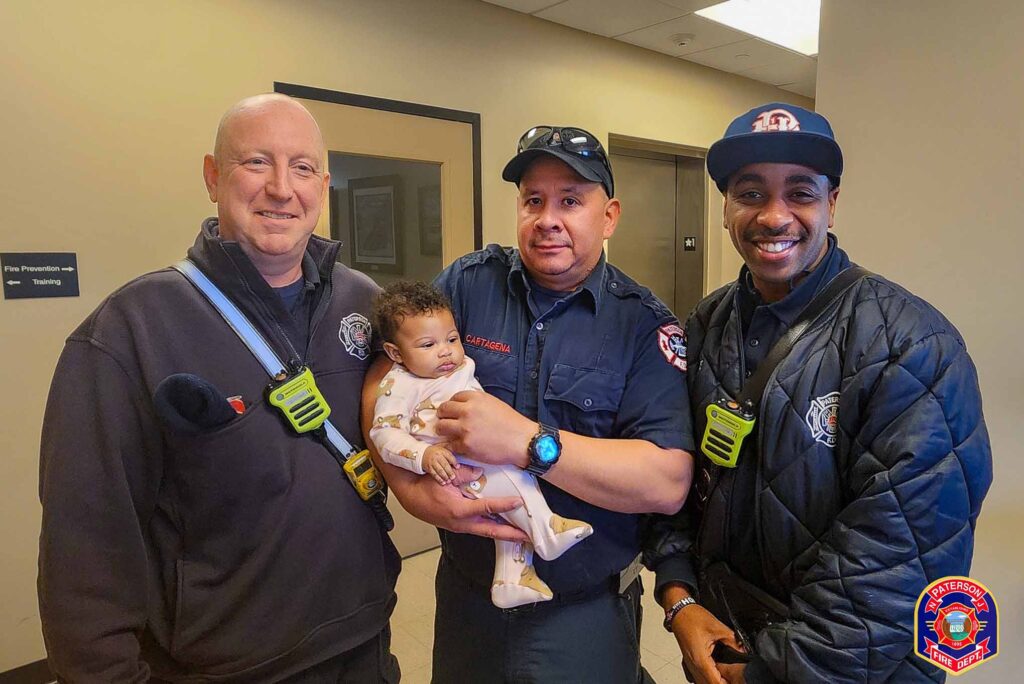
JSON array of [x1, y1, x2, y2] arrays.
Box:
[[386, 308, 466, 379]]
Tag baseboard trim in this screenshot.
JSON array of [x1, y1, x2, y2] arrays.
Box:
[[0, 659, 53, 684]]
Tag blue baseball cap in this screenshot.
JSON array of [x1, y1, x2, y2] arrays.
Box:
[[707, 103, 843, 192]]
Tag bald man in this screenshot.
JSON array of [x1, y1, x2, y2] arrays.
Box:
[[39, 94, 410, 682]]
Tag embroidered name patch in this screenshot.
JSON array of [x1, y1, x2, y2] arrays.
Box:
[[658, 324, 687, 372], [339, 313, 372, 360], [464, 334, 511, 355], [805, 391, 839, 447]]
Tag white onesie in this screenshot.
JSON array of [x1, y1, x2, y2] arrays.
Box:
[[370, 357, 593, 608]]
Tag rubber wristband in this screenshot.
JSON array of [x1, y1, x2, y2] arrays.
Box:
[[663, 596, 697, 632]]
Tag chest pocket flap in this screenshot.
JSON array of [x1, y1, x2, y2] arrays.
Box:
[[545, 363, 625, 412]]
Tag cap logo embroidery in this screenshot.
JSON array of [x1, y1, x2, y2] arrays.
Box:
[[752, 109, 801, 133]]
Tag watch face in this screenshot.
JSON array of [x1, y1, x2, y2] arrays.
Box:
[[535, 434, 559, 463]]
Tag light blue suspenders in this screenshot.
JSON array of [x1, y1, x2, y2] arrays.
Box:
[[173, 259, 393, 530]]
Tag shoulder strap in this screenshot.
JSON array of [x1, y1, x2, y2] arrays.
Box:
[[173, 259, 358, 456], [737, 266, 871, 407]]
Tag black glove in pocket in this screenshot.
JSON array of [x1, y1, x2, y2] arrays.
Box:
[[154, 373, 239, 434]]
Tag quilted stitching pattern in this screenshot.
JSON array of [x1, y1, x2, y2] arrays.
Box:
[[683, 273, 992, 683]]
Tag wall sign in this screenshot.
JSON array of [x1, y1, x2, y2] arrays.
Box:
[[683, 236, 697, 252], [2, 252, 79, 299]]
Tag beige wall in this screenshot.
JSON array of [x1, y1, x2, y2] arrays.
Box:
[[817, 1, 1022, 678], [0, 0, 806, 669]]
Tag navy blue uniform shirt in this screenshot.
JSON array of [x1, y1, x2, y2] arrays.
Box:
[[434, 245, 695, 594], [725, 233, 849, 590]]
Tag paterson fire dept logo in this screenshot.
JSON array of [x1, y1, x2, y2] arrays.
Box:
[[658, 324, 687, 372], [915, 576, 998, 675], [339, 313, 372, 360], [751, 108, 801, 133], [805, 391, 840, 447]]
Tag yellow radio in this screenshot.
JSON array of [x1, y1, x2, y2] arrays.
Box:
[[343, 449, 384, 501], [700, 398, 755, 468]]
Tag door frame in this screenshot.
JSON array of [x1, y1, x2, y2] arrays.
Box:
[[607, 133, 710, 297], [275, 81, 482, 250]]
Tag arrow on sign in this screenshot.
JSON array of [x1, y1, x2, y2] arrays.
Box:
[[6, 280, 21, 285], [61, 267, 75, 272]]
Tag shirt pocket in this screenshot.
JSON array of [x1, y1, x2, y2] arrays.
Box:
[[469, 347, 518, 405], [544, 363, 625, 436]]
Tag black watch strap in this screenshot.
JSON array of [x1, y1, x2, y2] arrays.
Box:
[[526, 423, 561, 476]]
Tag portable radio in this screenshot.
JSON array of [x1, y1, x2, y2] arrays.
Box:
[[342, 449, 384, 501], [700, 398, 756, 468], [267, 367, 331, 434]]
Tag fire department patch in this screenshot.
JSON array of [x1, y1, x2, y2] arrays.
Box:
[[339, 313, 372, 360], [805, 391, 840, 447], [915, 576, 998, 676], [658, 324, 687, 372]]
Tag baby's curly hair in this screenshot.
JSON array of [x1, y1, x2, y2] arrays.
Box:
[[372, 281, 453, 343]]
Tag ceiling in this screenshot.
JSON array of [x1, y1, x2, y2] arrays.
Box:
[[480, 0, 816, 98]]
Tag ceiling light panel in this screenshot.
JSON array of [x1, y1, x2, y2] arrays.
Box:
[[695, 0, 820, 56]]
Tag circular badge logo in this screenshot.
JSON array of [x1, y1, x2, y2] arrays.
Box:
[[915, 576, 998, 675]]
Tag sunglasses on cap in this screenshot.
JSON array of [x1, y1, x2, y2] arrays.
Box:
[[517, 126, 606, 156], [515, 126, 614, 196]]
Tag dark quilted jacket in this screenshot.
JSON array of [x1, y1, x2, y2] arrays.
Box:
[[650, 263, 992, 683]]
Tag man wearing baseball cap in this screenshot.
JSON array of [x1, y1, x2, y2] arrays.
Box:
[[363, 125, 696, 682], [658, 103, 992, 683]]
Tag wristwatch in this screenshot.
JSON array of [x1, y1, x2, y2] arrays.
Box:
[[526, 423, 561, 476]]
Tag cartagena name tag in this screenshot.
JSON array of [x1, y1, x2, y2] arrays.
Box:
[[700, 399, 755, 468]]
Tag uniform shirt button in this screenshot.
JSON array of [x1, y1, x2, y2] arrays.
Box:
[[536, 322, 544, 330], [745, 369, 753, 378], [749, 338, 759, 347], [530, 370, 539, 379], [610, 282, 618, 289], [583, 398, 593, 407]]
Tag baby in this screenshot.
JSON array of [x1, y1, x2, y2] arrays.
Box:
[[370, 281, 592, 608]]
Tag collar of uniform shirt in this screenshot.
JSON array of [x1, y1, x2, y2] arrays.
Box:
[[507, 249, 606, 315], [299, 250, 320, 293], [737, 232, 845, 330]]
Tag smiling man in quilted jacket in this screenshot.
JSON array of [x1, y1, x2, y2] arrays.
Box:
[[653, 103, 993, 683]]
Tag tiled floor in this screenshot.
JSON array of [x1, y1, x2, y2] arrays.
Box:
[[391, 547, 688, 684]]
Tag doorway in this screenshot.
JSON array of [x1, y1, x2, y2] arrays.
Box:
[[276, 83, 482, 558], [607, 135, 706, 321]]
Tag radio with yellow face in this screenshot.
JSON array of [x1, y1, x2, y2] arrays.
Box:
[[700, 398, 755, 468]]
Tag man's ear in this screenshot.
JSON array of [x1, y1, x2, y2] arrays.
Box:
[[827, 186, 840, 228], [203, 154, 219, 203], [602, 197, 621, 240], [382, 341, 402, 365]]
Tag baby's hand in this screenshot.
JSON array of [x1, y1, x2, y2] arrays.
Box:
[[423, 444, 459, 485]]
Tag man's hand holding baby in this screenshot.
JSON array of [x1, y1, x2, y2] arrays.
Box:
[[435, 390, 535, 469]]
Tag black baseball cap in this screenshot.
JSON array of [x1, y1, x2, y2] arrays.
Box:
[[707, 103, 843, 192], [502, 126, 615, 198]]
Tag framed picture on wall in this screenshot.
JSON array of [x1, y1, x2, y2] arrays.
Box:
[[418, 184, 442, 257], [349, 175, 403, 273]]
